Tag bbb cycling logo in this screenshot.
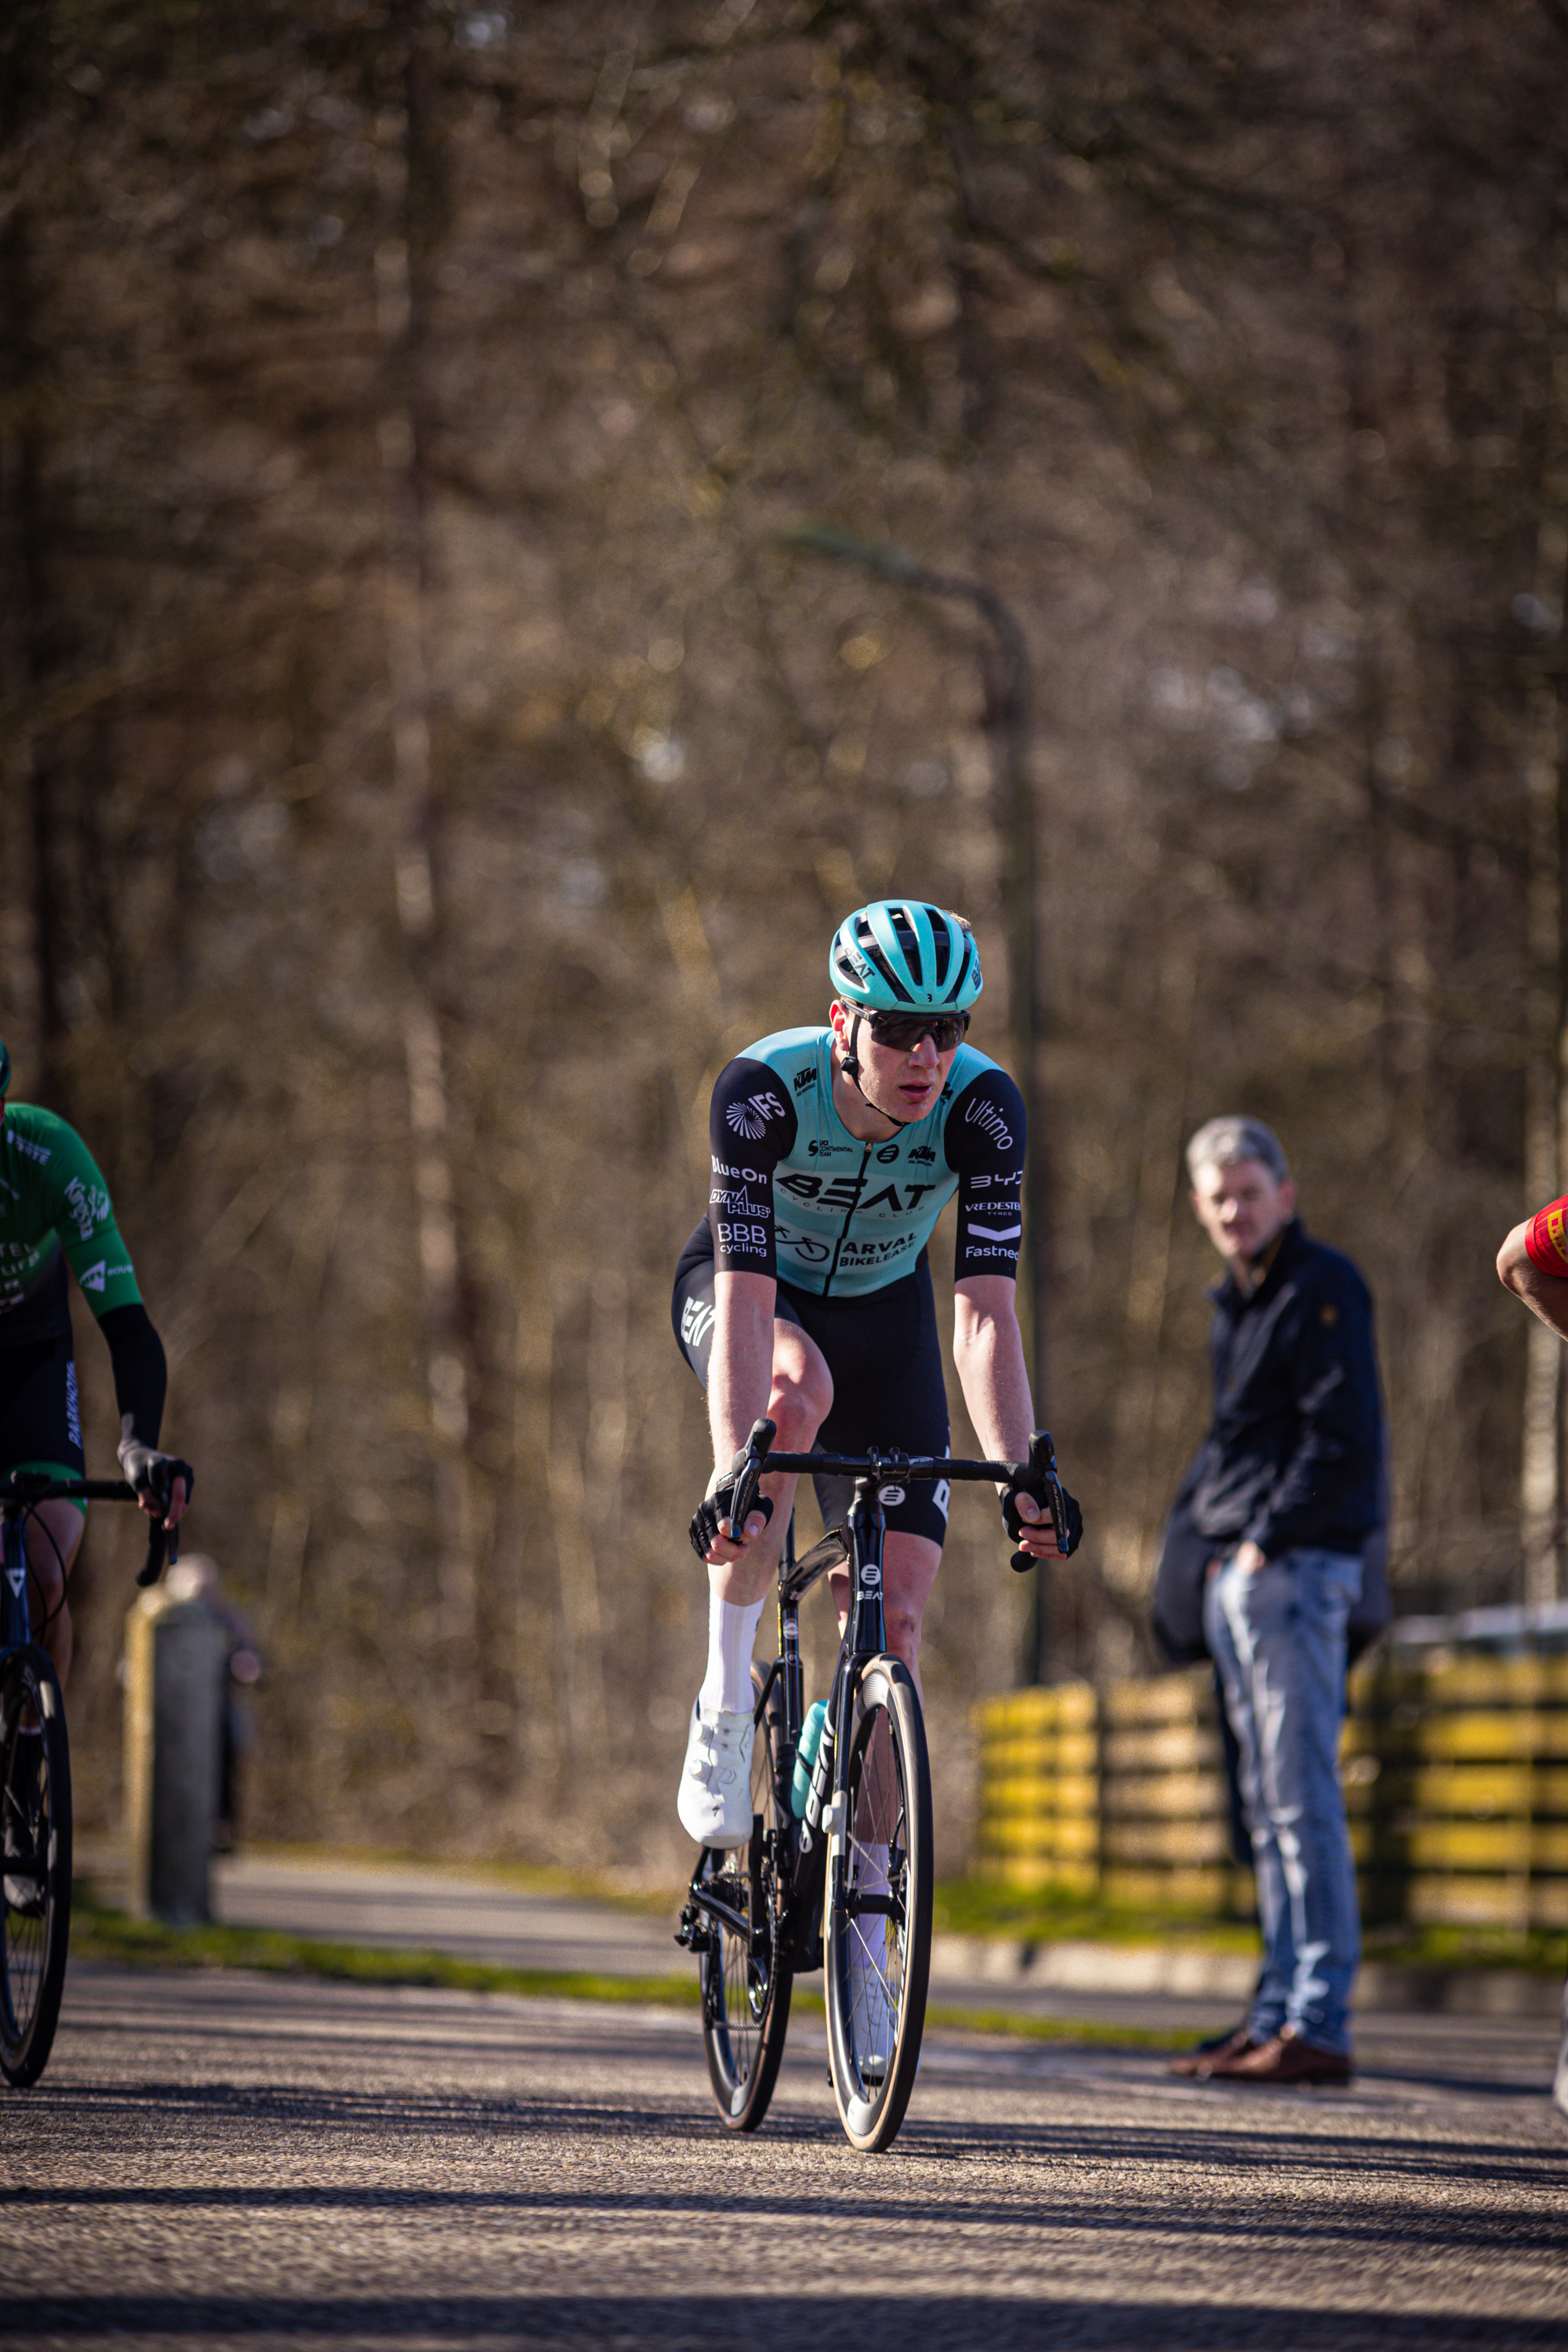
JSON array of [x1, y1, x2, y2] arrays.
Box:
[[727, 1090, 786, 1141]]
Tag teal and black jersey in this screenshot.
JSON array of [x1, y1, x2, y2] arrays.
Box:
[[706, 1028, 1025, 1299]]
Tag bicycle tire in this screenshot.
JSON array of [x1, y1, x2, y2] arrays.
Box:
[[0, 1645, 72, 2089], [698, 1666, 793, 2131], [825, 1653, 933, 2153]]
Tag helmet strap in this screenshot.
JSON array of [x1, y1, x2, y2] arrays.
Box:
[[837, 1014, 918, 1132]]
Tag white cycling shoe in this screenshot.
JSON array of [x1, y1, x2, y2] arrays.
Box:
[[677, 1703, 755, 1849]]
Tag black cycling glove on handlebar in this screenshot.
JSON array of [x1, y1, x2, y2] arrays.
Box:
[[689, 1471, 774, 1562], [117, 1435, 194, 1515], [1001, 1475, 1083, 1559]]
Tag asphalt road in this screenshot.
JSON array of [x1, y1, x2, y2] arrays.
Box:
[[1, 1963, 1564, 2349]]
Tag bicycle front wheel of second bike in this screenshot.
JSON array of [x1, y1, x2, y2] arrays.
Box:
[[0, 1643, 73, 2089], [825, 1654, 934, 2152], [698, 1668, 793, 2131]]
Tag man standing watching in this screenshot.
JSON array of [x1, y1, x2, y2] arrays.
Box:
[[1496, 1200, 1568, 2124], [1167, 1116, 1385, 2085]]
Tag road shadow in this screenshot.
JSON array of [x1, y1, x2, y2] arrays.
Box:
[[1, 2292, 1562, 2348]]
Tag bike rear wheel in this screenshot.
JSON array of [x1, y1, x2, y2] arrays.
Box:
[[0, 1645, 72, 2089], [825, 1653, 933, 2152], [699, 1668, 793, 2131]]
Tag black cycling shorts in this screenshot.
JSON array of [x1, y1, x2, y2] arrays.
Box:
[[671, 1220, 952, 1548], [0, 1344, 87, 1515]]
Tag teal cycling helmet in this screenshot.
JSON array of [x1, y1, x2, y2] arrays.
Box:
[[829, 900, 983, 1014]]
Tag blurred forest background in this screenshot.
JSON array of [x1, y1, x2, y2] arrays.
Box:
[[3, 0, 1566, 1881]]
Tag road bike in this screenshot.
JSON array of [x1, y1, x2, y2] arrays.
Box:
[[677, 1419, 1069, 2153], [2, 1468, 183, 2089]]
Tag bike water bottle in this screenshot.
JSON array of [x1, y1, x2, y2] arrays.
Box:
[[791, 1700, 829, 1818]]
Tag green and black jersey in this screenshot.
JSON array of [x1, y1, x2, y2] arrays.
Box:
[[0, 1102, 166, 1459], [0, 1103, 143, 1348]]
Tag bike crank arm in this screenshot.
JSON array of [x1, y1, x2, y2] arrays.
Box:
[[682, 1875, 756, 1948]]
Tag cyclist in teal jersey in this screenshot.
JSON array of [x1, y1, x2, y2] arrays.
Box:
[[0, 1038, 189, 1690], [672, 901, 1080, 1846]]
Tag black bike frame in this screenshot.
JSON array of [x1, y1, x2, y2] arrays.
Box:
[[0, 1475, 178, 1662], [684, 1433, 1068, 1971], [1, 1511, 30, 1654]]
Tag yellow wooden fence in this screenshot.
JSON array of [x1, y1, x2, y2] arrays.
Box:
[[975, 1649, 1568, 1929]]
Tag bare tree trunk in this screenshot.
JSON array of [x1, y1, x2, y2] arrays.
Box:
[[0, 176, 69, 1101], [376, 28, 477, 1695], [1521, 265, 1568, 1610]]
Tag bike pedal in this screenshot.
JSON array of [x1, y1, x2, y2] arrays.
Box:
[[675, 1905, 712, 1954]]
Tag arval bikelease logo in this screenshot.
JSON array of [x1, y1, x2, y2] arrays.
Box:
[[726, 1090, 786, 1141]]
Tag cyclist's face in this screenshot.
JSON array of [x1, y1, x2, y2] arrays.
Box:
[[831, 1002, 959, 1123]]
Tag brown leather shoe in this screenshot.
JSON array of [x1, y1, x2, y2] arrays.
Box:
[[1209, 2026, 1353, 2085], [1167, 2027, 1259, 2078]]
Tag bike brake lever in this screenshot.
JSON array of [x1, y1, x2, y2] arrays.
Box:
[[1011, 1429, 1066, 1572], [1032, 1429, 1069, 1554], [728, 1416, 776, 1535], [137, 1520, 169, 1589]]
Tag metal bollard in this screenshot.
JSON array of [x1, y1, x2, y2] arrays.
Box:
[[123, 1587, 230, 1922]]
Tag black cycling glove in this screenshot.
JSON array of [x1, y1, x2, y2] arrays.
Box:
[[689, 1472, 774, 1562], [1001, 1475, 1083, 1560], [118, 1434, 195, 1515]]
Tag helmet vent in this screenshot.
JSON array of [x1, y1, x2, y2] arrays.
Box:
[[888, 904, 924, 986], [853, 915, 913, 1004]]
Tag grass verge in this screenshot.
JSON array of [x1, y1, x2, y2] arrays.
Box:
[[933, 1879, 1568, 1976]]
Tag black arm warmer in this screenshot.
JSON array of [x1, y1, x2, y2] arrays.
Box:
[[99, 1303, 167, 1446]]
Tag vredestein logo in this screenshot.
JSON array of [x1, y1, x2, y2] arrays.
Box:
[[964, 1098, 1014, 1153]]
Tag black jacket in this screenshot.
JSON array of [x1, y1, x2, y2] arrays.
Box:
[[1152, 1219, 1385, 1662]]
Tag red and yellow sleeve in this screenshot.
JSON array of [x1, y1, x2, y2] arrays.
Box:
[[1526, 1197, 1568, 1277]]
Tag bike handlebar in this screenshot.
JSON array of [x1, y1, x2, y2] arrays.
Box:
[[1, 1470, 188, 1589], [728, 1416, 1071, 1570]]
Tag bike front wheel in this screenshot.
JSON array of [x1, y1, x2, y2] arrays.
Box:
[[698, 1666, 793, 2131], [0, 1644, 73, 2089], [825, 1653, 933, 2152]]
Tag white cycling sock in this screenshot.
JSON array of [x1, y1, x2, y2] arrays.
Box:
[[699, 1592, 764, 1719]]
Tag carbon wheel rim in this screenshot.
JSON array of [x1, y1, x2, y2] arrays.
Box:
[[1, 1665, 53, 2050]]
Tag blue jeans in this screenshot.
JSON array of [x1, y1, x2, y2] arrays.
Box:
[[1204, 1546, 1363, 2056]]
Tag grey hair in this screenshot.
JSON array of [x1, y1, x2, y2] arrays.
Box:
[[1185, 1116, 1290, 1187]]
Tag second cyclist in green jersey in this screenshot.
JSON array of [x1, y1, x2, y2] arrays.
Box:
[[0, 1038, 189, 1690]]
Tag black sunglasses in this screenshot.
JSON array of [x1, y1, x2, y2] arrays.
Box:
[[865, 1009, 970, 1054]]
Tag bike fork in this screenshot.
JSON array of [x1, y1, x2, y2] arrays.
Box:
[[1, 1513, 27, 1652]]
